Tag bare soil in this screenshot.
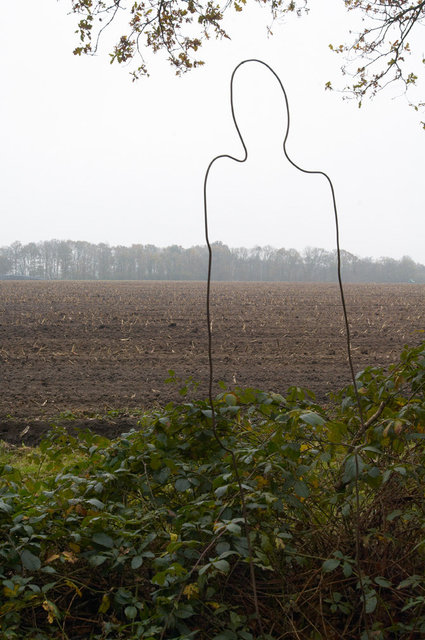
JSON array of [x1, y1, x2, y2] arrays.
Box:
[[0, 281, 424, 445]]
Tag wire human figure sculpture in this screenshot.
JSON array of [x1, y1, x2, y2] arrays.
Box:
[[202, 59, 367, 632], [203, 58, 364, 429]]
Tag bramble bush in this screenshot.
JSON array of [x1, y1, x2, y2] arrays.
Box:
[[1, 342, 425, 639]]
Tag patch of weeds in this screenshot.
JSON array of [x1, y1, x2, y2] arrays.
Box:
[[1, 343, 425, 638]]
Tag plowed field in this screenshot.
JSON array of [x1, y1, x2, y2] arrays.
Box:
[[1, 281, 424, 444]]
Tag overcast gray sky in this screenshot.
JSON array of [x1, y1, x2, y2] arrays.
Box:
[[1, 1, 424, 262]]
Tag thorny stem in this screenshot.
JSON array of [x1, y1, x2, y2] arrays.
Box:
[[354, 449, 368, 631]]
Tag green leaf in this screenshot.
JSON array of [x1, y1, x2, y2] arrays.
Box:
[[294, 480, 310, 498], [175, 478, 191, 492], [131, 555, 144, 569], [114, 588, 133, 604], [98, 594, 110, 614], [86, 498, 105, 509], [393, 466, 406, 475], [365, 592, 377, 614], [225, 522, 241, 535], [213, 631, 238, 640], [216, 541, 230, 554], [406, 432, 425, 440], [327, 421, 348, 443], [224, 393, 237, 406], [322, 558, 340, 572], [174, 603, 194, 619], [21, 549, 41, 571], [387, 509, 403, 521], [92, 532, 114, 548], [0, 500, 13, 513], [300, 412, 325, 427], [152, 570, 168, 586], [375, 576, 392, 588], [397, 575, 422, 590], [89, 555, 107, 567], [342, 454, 364, 484], [215, 485, 229, 498], [155, 467, 170, 484], [3, 579, 16, 592], [124, 605, 138, 619], [42, 581, 59, 594], [341, 502, 351, 517], [212, 559, 230, 573], [362, 445, 382, 455], [367, 466, 381, 478], [198, 563, 211, 576], [41, 566, 57, 574], [382, 469, 391, 484], [217, 550, 237, 560]]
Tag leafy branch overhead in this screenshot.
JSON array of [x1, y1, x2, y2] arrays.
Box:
[[330, 0, 425, 121], [70, 0, 240, 77], [69, 1, 425, 116]]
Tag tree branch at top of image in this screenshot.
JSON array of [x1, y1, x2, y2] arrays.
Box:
[[67, 0, 425, 125]]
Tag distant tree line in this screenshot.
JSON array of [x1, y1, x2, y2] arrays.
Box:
[[0, 240, 424, 283]]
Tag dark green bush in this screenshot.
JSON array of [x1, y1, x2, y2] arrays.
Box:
[[1, 342, 425, 639]]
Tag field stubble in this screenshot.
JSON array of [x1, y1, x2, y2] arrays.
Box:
[[0, 281, 424, 444]]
